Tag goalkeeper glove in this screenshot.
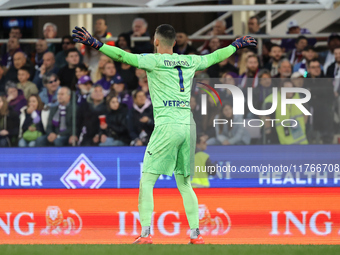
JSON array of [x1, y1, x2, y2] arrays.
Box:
[[231, 36, 257, 50], [72, 26, 103, 50]]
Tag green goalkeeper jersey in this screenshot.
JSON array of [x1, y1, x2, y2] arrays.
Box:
[[99, 44, 236, 126]]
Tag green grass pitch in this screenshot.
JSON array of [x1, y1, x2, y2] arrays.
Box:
[[1, 244, 340, 255]]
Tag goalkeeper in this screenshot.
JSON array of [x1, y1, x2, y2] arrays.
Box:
[[72, 24, 256, 244]]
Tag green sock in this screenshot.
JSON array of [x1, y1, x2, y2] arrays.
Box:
[[138, 172, 160, 230], [175, 174, 199, 229]]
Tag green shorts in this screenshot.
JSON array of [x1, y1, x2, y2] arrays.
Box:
[[142, 124, 196, 177]]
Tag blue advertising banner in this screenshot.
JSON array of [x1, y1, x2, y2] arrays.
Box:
[[0, 145, 340, 189]]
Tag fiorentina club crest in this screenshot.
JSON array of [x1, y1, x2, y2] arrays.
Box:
[[60, 153, 106, 189]]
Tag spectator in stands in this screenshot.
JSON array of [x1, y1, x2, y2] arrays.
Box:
[[251, 69, 273, 114], [291, 73, 311, 132], [273, 58, 292, 80], [288, 36, 308, 65], [33, 52, 59, 91], [91, 54, 113, 83], [239, 54, 260, 88], [236, 49, 253, 75], [264, 44, 283, 77], [76, 75, 92, 106], [326, 47, 340, 79], [75, 64, 89, 80], [260, 41, 272, 67], [43, 22, 57, 39], [0, 95, 19, 147], [291, 72, 305, 88], [271, 80, 308, 145], [82, 19, 113, 74], [95, 62, 118, 96], [116, 33, 131, 49], [0, 65, 6, 95], [127, 18, 153, 54], [248, 16, 263, 34], [281, 20, 316, 52], [326, 47, 340, 133], [128, 90, 154, 146], [5, 81, 26, 114], [116, 48, 138, 91], [9, 26, 22, 39], [1, 27, 31, 60], [39, 74, 60, 108], [43, 22, 62, 53], [200, 20, 232, 52], [55, 35, 83, 69], [1, 37, 22, 69], [58, 48, 80, 90], [17, 66, 38, 100], [137, 73, 150, 99], [97, 95, 130, 146], [305, 59, 334, 144], [306, 59, 324, 78], [321, 33, 340, 72], [38, 87, 73, 146], [18, 94, 45, 147], [201, 37, 221, 55], [191, 133, 216, 188], [218, 72, 238, 102], [110, 75, 133, 109], [94, 18, 113, 41], [173, 32, 196, 55], [207, 102, 250, 145], [34, 39, 48, 69], [76, 85, 106, 146], [207, 53, 238, 78], [4, 51, 34, 84], [293, 46, 321, 75]]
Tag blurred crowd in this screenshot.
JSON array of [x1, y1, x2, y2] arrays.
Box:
[[0, 16, 339, 147]]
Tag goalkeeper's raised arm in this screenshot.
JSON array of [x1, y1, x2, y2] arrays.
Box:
[[72, 26, 139, 67], [72, 26, 257, 71], [200, 36, 258, 70]]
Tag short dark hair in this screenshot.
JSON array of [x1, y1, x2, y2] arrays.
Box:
[[296, 35, 308, 44], [155, 24, 176, 46], [10, 26, 22, 33], [302, 45, 315, 52], [62, 35, 75, 44], [307, 58, 320, 67], [76, 63, 88, 72], [270, 44, 281, 51], [249, 15, 260, 25], [176, 31, 188, 36], [18, 65, 31, 76], [65, 48, 78, 57]]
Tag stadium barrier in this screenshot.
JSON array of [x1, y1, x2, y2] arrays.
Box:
[[1, 145, 340, 189], [1, 187, 340, 244]]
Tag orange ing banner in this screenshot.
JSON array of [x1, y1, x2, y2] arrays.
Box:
[[1, 188, 340, 244]]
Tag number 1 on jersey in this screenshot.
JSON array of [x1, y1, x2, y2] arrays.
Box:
[[175, 66, 184, 92]]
